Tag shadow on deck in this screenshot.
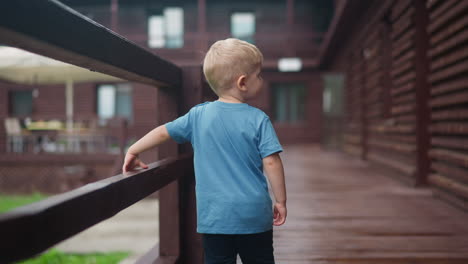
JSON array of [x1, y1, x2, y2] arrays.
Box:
[[274, 144, 468, 264]]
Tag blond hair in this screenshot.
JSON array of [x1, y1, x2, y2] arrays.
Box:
[[203, 38, 263, 95]]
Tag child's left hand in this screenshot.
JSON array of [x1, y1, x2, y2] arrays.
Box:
[[122, 153, 148, 173], [273, 202, 287, 226]]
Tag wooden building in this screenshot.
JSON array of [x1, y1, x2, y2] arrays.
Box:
[[1, 0, 467, 211], [321, 0, 468, 211], [2, 1, 468, 263], [0, 0, 334, 192], [0, 0, 334, 151]]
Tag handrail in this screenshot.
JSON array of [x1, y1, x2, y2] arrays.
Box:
[[0, 154, 194, 263], [0, 0, 181, 88]]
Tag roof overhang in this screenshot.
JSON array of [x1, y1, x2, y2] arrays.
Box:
[[317, 0, 377, 70]]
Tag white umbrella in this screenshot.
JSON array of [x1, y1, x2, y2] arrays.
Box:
[[0, 46, 122, 130]]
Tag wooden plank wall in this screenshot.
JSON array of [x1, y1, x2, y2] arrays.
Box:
[[341, 0, 423, 185], [426, 0, 468, 209], [326, 0, 468, 209], [366, 0, 419, 182], [365, 21, 409, 174], [342, 51, 364, 157]]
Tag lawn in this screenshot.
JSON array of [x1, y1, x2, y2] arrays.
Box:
[[17, 250, 129, 264], [0, 193, 130, 264], [0, 192, 46, 213]]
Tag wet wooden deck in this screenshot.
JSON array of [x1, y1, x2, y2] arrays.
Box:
[[273, 144, 468, 264]]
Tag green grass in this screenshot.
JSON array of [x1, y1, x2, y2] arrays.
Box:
[[0, 194, 130, 264], [0, 192, 47, 213], [16, 249, 130, 264]]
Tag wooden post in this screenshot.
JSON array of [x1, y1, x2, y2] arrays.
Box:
[[414, 0, 430, 186], [156, 66, 204, 264], [178, 66, 204, 264], [156, 87, 180, 261], [197, 0, 208, 61]]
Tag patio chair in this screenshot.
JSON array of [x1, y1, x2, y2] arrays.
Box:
[[4, 117, 25, 153]]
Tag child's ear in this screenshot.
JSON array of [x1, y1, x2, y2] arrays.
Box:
[[236, 75, 247, 91]]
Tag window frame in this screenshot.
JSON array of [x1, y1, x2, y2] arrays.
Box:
[[230, 11, 256, 44], [96, 83, 133, 123], [147, 7, 184, 49]]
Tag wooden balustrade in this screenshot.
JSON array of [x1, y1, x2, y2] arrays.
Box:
[[0, 1, 203, 263], [0, 154, 193, 263]]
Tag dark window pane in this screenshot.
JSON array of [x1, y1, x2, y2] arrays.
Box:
[[273, 84, 287, 122], [272, 83, 306, 123], [10, 90, 33, 116], [294, 84, 306, 122]]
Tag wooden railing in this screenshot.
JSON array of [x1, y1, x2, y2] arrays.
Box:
[[0, 155, 193, 263], [0, 1, 203, 263]]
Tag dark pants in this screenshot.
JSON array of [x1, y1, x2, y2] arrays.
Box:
[[202, 229, 275, 264]]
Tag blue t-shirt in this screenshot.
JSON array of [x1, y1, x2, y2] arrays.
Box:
[[165, 100, 283, 234]]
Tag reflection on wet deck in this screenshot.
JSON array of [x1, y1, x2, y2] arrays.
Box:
[[274, 144, 468, 264]]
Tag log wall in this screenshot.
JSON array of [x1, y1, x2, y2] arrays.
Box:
[[367, 0, 419, 182], [326, 0, 468, 210], [426, 0, 468, 209]]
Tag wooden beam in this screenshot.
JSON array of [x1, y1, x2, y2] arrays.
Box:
[[317, 0, 354, 69], [318, 0, 395, 70], [0, 0, 181, 88]]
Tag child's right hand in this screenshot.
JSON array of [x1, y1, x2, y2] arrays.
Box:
[[273, 202, 287, 226], [122, 153, 148, 173]]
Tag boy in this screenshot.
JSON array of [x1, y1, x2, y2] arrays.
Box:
[[123, 38, 287, 264]]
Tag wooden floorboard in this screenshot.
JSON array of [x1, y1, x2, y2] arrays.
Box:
[[273, 144, 468, 263]]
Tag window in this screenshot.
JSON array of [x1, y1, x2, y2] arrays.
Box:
[[148, 7, 184, 48], [97, 84, 132, 122], [231, 12, 255, 44], [272, 83, 306, 123], [9, 90, 33, 116], [322, 74, 344, 115]]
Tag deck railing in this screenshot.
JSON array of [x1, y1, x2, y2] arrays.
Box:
[[0, 1, 203, 263], [0, 155, 194, 263]]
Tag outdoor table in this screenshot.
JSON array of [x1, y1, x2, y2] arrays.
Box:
[[27, 121, 64, 153]]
